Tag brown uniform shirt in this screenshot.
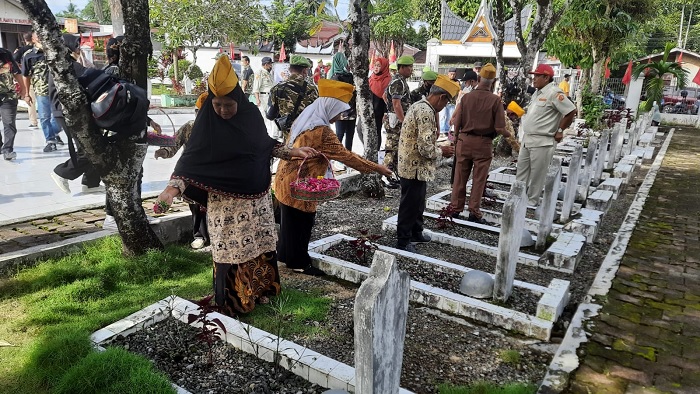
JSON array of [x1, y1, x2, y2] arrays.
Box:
[[453, 87, 506, 137]]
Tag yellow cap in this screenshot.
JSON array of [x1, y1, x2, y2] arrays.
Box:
[[207, 56, 238, 97], [480, 63, 497, 79], [318, 79, 355, 103], [433, 74, 460, 99], [195, 92, 208, 109], [507, 101, 525, 117]]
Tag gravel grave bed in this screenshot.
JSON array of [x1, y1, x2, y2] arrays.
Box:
[[423, 217, 500, 247], [322, 241, 540, 316], [111, 317, 323, 394]]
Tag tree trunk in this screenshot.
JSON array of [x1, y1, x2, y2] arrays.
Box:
[[109, 0, 124, 36], [575, 68, 589, 118], [19, 0, 163, 256], [349, 0, 384, 198], [94, 0, 104, 22], [590, 52, 604, 94], [510, 0, 568, 106]]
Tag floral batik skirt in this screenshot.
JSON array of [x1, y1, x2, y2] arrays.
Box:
[[207, 192, 280, 316], [213, 252, 281, 316]]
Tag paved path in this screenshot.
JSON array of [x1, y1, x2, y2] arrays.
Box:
[[568, 127, 700, 393]]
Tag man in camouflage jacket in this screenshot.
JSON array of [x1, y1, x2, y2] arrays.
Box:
[[269, 55, 318, 141], [409, 70, 437, 104], [382, 55, 414, 188], [21, 32, 62, 152], [0, 49, 25, 160]]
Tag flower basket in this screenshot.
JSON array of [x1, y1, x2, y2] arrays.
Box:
[[146, 132, 176, 147], [290, 154, 340, 202]]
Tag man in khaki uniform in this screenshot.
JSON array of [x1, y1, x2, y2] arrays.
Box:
[[449, 64, 510, 224], [252, 56, 275, 137], [516, 64, 576, 206], [395, 75, 458, 252]]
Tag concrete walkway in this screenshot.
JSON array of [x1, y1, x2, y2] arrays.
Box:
[[568, 127, 700, 393]]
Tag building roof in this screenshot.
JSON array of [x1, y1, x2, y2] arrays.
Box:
[[441, 0, 471, 41], [633, 47, 700, 63], [440, 0, 532, 43]]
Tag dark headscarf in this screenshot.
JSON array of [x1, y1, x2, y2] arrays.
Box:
[[172, 83, 278, 205], [369, 57, 391, 99]]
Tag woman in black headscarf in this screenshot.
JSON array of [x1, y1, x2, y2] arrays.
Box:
[[156, 56, 317, 316]]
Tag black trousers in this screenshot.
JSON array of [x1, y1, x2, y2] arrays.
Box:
[[335, 119, 356, 151], [372, 93, 386, 146], [53, 117, 101, 187], [396, 177, 426, 247], [190, 203, 209, 242], [277, 203, 316, 269], [0, 99, 18, 154]]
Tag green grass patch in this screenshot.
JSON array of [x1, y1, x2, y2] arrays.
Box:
[[55, 347, 175, 394], [241, 287, 332, 339], [0, 236, 212, 394], [498, 349, 522, 364], [151, 83, 174, 96], [438, 381, 537, 394]]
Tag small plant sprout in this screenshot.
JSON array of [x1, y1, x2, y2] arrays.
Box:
[[187, 294, 227, 365], [347, 229, 382, 264]]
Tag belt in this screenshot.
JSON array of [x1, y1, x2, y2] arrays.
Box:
[[259, 92, 269, 95], [463, 131, 496, 139]]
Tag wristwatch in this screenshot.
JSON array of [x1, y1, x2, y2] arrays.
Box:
[[556, 128, 563, 134]]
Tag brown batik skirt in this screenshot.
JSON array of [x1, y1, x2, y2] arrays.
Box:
[[213, 251, 281, 316]]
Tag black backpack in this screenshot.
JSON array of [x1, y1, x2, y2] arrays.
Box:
[[78, 67, 149, 139]]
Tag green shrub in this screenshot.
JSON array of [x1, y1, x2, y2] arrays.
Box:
[[55, 347, 175, 394], [167, 59, 204, 82], [499, 349, 521, 364], [581, 84, 605, 129]]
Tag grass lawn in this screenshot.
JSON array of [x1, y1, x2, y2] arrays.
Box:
[[151, 83, 174, 96], [0, 236, 334, 394], [439, 382, 537, 394]]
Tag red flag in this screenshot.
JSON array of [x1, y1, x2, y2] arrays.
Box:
[[369, 50, 376, 69], [389, 41, 396, 63], [87, 31, 95, 49], [644, 57, 652, 77], [604, 57, 611, 79], [279, 43, 287, 62], [219, 47, 223, 53], [677, 51, 683, 63], [621, 60, 633, 85], [229, 43, 235, 61], [693, 69, 700, 86]]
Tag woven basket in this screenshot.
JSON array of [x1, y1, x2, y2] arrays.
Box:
[[290, 154, 341, 202]]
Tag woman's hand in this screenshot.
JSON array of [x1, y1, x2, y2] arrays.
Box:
[[157, 186, 180, 209], [376, 164, 394, 177], [290, 146, 319, 159], [150, 120, 163, 134]]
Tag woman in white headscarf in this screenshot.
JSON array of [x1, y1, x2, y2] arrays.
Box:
[[274, 79, 393, 276]]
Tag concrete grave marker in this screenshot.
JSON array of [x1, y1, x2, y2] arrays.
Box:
[[581, 137, 598, 197], [560, 145, 582, 222], [493, 181, 527, 303], [354, 251, 410, 394], [594, 129, 610, 184], [537, 158, 562, 249], [607, 125, 621, 170]]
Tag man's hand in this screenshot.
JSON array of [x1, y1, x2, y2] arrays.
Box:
[[554, 129, 564, 143], [440, 145, 455, 158], [23, 95, 32, 106], [154, 148, 168, 159]]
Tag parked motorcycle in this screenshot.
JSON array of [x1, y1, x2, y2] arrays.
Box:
[[603, 90, 626, 109], [663, 91, 699, 115]]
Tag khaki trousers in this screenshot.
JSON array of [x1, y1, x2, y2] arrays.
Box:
[[28, 87, 37, 125], [515, 144, 556, 206], [449, 134, 493, 217]]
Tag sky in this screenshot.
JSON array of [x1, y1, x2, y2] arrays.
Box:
[[46, 0, 351, 20], [46, 0, 90, 14]]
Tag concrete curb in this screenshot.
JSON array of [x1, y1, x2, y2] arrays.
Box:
[[537, 128, 675, 393]]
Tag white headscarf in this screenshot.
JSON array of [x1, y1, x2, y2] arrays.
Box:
[[288, 97, 350, 147]]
